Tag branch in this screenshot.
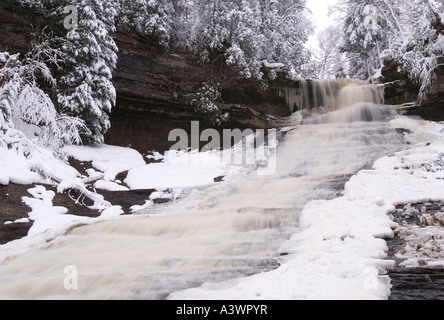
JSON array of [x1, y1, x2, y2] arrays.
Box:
[[49, 174, 111, 211]]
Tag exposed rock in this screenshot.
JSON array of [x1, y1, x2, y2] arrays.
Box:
[[0, 4, 290, 154], [382, 60, 444, 121], [382, 19, 444, 121], [381, 59, 420, 107], [409, 58, 444, 121], [108, 29, 290, 153], [0, 184, 34, 245], [388, 202, 444, 300]]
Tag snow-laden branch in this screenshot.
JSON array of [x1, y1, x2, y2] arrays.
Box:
[[56, 177, 111, 212]]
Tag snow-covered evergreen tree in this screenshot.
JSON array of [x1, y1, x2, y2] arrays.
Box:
[[176, 0, 312, 80], [337, 0, 443, 98], [383, 0, 443, 100], [116, 0, 174, 48], [339, 0, 388, 80], [57, 0, 118, 145]]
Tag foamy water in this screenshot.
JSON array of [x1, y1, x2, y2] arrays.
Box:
[[0, 82, 416, 300]]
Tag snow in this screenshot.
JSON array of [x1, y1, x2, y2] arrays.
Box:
[[130, 200, 153, 213], [0, 148, 42, 186], [125, 139, 267, 189], [62, 144, 146, 180], [63, 143, 252, 191], [125, 150, 230, 190], [100, 206, 125, 218], [0, 141, 82, 187], [21, 185, 87, 237], [146, 151, 164, 161], [169, 118, 444, 300], [262, 60, 285, 69], [94, 180, 129, 191], [125, 163, 221, 190]]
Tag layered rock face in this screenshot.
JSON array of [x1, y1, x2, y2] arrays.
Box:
[[0, 4, 290, 153], [411, 58, 444, 121], [107, 30, 290, 153]]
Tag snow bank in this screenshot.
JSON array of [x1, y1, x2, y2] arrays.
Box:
[[125, 150, 242, 190], [125, 130, 275, 190], [0, 144, 80, 186], [169, 119, 444, 300], [0, 148, 42, 185], [22, 186, 83, 237], [63, 144, 235, 191], [62, 144, 146, 180]]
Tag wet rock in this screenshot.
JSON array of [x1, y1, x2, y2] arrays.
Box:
[[388, 202, 444, 300], [389, 267, 444, 300]]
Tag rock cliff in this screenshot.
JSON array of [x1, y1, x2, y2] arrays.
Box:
[[1, 3, 443, 155], [0, 4, 291, 153], [107, 30, 290, 153]]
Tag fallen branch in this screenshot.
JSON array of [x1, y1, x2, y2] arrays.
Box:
[[48, 173, 111, 211]]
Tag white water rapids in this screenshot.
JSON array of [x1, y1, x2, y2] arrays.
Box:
[[0, 81, 420, 300]]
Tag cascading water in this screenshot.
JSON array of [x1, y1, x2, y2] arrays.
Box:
[[0, 80, 420, 300], [285, 79, 384, 113]]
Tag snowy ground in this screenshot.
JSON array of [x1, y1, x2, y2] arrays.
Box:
[[0, 136, 258, 264], [1, 115, 444, 299]]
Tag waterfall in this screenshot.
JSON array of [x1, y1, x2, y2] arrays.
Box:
[[0, 78, 423, 300], [285, 79, 385, 113]]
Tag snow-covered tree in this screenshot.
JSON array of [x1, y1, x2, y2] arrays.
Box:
[[56, 0, 118, 145], [116, 0, 174, 48], [313, 26, 348, 79], [337, 0, 443, 99], [383, 0, 444, 100], [191, 81, 228, 126], [177, 0, 313, 80], [0, 36, 84, 155], [339, 0, 388, 80]]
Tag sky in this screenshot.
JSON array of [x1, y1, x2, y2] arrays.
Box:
[[306, 0, 339, 49], [307, 0, 338, 30]]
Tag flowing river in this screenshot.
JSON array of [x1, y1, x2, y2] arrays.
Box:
[[0, 80, 418, 299]]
